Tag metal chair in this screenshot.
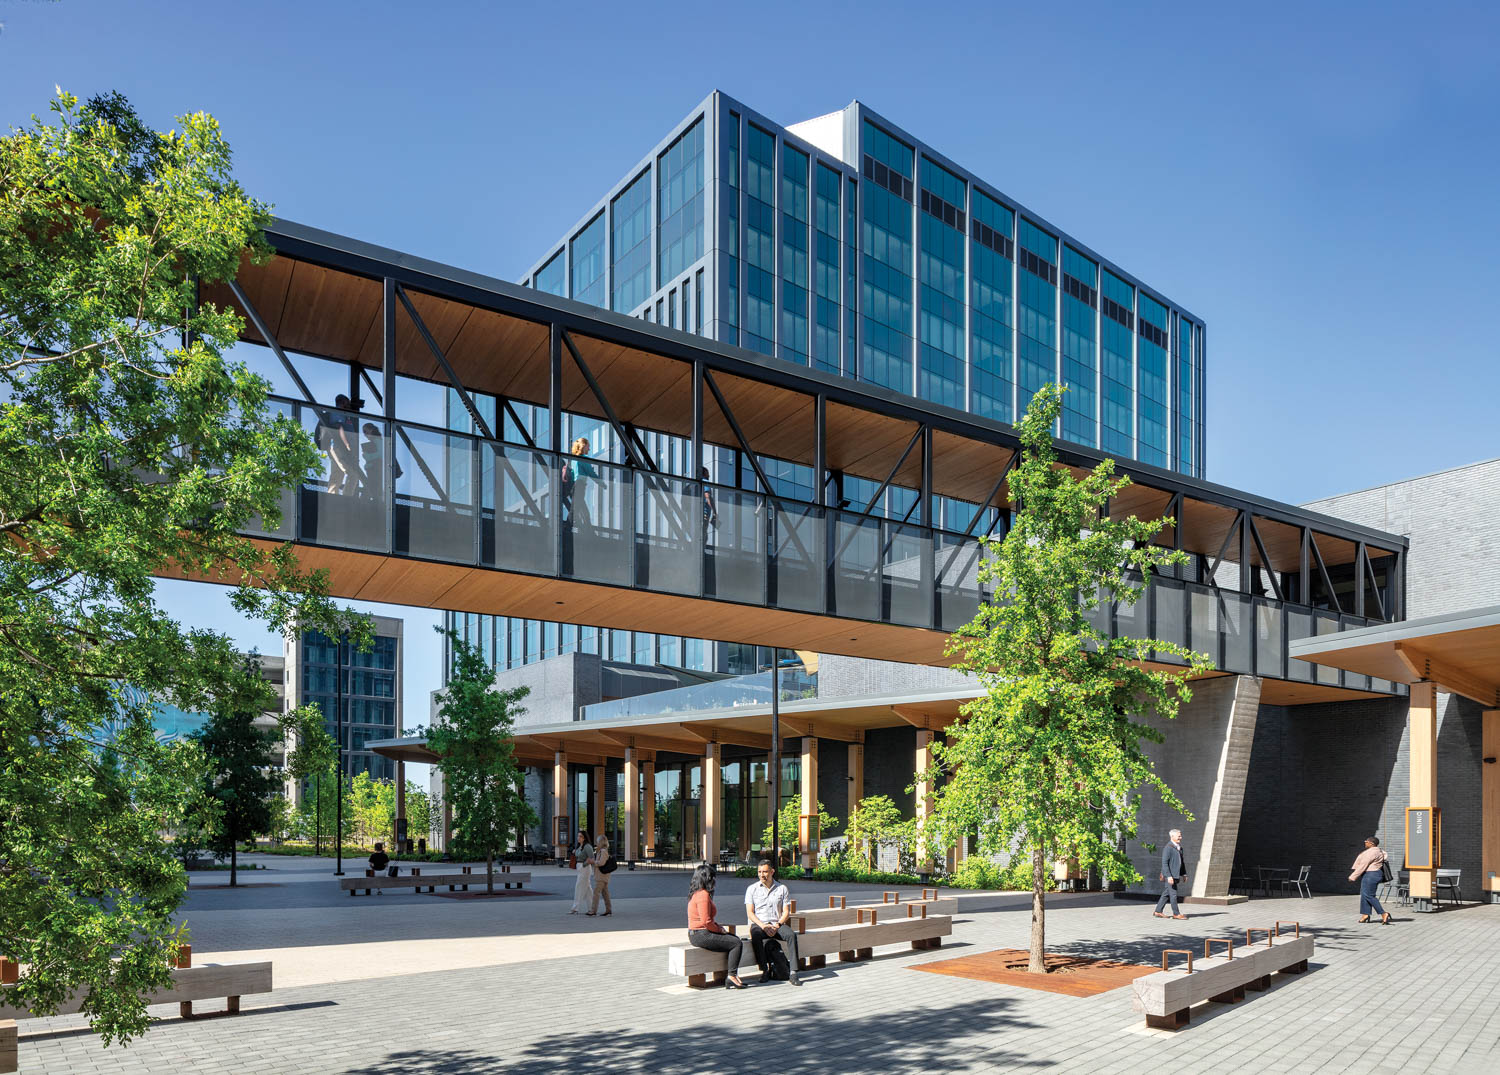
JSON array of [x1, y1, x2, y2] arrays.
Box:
[[1280, 865, 1312, 899], [1436, 869, 1463, 906]]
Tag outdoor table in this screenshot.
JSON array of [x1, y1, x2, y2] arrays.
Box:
[[1257, 866, 1290, 897]]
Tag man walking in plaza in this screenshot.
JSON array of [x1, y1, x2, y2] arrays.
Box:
[[745, 859, 800, 985], [1153, 828, 1188, 920]]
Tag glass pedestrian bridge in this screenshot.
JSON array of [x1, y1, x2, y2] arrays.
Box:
[[197, 219, 1409, 702]]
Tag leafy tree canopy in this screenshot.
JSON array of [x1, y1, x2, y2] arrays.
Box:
[[0, 90, 366, 1043], [931, 384, 1213, 972]]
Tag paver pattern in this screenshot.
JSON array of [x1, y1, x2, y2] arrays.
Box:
[[15, 855, 1500, 1073]]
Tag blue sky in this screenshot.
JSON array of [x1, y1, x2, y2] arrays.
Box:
[[4, 1, 1497, 740]]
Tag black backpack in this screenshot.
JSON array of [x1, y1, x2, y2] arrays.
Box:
[[600, 855, 618, 874], [765, 941, 791, 981]]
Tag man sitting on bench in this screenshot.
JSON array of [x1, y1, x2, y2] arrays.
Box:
[[745, 859, 800, 986], [369, 842, 392, 894]]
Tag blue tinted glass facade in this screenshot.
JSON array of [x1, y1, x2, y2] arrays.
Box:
[[524, 93, 1205, 478], [918, 157, 966, 410], [969, 190, 1014, 423], [1060, 246, 1097, 447], [780, 142, 810, 365], [1137, 293, 1169, 468], [1100, 268, 1135, 458], [571, 212, 606, 308], [657, 118, 705, 285], [534, 250, 566, 297], [861, 121, 915, 394], [611, 171, 652, 312]]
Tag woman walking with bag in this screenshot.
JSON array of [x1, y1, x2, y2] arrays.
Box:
[[1349, 836, 1392, 924], [588, 835, 614, 916], [569, 829, 593, 915], [687, 864, 746, 989]]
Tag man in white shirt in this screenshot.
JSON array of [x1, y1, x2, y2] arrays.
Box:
[[744, 859, 801, 985]]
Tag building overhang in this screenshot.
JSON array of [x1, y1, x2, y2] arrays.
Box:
[[1288, 605, 1500, 707]]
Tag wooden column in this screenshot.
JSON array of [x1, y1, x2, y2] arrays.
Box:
[[395, 759, 407, 850], [848, 742, 864, 808], [624, 748, 640, 861], [800, 736, 820, 870], [1409, 682, 1438, 906], [552, 751, 568, 860], [915, 729, 935, 867], [592, 764, 606, 843], [702, 742, 721, 864], [946, 729, 964, 871], [1484, 710, 1500, 901], [643, 758, 656, 858]]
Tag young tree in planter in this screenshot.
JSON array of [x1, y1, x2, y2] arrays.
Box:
[[845, 794, 906, 873], [931, 383, 1213, 974], [426, 630, 535, 893], [281, 707, 337, 854], [761, 799, 837, 865], [191, 656, 284, 887], [0, 90, 366, 1043]]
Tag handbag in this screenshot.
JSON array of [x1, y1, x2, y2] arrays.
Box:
[[1379, 855, 1393, 883], [600, 855, 618, 874], [568, 853, 577, 870], [387, 865, 399, 878]]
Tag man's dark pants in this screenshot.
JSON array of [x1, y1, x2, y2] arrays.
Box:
[[750, 924, 800, 973], [1155, 879, 1182, 915]]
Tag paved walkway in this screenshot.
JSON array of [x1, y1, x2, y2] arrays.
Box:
[[14, 855, 1500, 1073]]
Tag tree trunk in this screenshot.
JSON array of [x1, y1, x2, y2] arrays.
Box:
[[487, 850, 495, 894], [230, 846, 238, 888], [313, 774, 321, 855], [1028, 844, 1046, 973]]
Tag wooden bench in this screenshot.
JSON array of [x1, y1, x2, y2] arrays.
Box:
[[668, 912, 954, 988], [339, 866, 530, 896], [1131, 923, 1314, 1029], [0, 948, 272, 1071], [783, 895, 958, 932]]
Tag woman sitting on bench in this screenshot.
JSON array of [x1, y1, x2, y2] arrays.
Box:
[[687, 864, 745, 989]]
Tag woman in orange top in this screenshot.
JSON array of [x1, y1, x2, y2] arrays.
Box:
[[687, 864, 745, 988]]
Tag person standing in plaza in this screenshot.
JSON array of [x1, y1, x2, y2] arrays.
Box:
[[569, 829, 593, 915], [744, 859, 800, 985], [1153, 828, 1188, 920], [686, 864, 745, 988], [588, 834, 614, 916], [1349, 836, 1392, 924]]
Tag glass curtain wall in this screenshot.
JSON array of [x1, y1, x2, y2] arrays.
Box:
[[1176, 318, 1196, 475], [743, 124, 777, 355], [657, 118, 705, 286], [571, 213, 606, 308], [780, 143, 811, 366], [612, 171, 652, 313], [1137, 294, 1169, 467], [1100, 268, 1135, 459], [721, 111, 741, 347], [860, 121, 915, 393], [969, 190, 1015, 423], [918, 157, 966, 411], [1016, 218, 1059, 422], [813, 163, 842, 374], [534, 250, 566, 297], [1060, 246, 1098, 447]]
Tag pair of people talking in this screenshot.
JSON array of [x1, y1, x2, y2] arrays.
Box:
[[686, 859, 801, 989]]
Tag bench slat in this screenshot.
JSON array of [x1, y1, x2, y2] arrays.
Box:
[[0, 962, 273, 1021], [1132, 936, 1314, 1017], [669, 916, 953, 978]]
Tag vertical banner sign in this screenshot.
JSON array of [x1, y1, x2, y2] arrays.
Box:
[[1407, 807, 1432, 869]]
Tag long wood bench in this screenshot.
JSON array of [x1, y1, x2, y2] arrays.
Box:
[[783, 897, 958, 932], [668, 912, 954, 987], [1130, 923, 1314, 1029], [339, 866, 530, 896]]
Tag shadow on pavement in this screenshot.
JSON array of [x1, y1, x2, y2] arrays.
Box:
[[343, 997, 1046, 1074]]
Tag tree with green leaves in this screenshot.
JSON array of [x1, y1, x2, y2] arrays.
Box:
[[345, 771, 396, 849], [0, 90, 366, 1044], [280, 706, 338, 853], [427, 630, 535, 892], [844, 794, 908, 873], [403, 780, 437, 849], [761, 798, 837, 864], [190, 657, 283, 886], [931, 383, 1214, 974]]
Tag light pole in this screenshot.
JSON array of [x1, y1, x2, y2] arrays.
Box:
[[770, 652, 780, 867], [333, 632, 346, 877]]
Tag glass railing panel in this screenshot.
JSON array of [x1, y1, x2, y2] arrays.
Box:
[[770, 500, 823, 614], [1084, 584, 1111, 638], [244, 398, 296, 539], [1115, 572, 1150, 643], [580, 667, 819, 722], [634, 472, 700, 596], [1188, 584, 1220, 670], [564, 456, 633, 586], [832, 512, 881, 622], [936, 533, 982, 632], [1315, 612, 1341, 685], [1254, 598, 1283, 679], [395, 425, 477, 564], [1285, 606, 1315, 682], [884, 522, 932, 627], [1152, 577, 1186, 660], [482, 442, 555, 576], [1222, 592, 1252, 673], [704, 485, 765, 604], [298, 405, 389, 552]]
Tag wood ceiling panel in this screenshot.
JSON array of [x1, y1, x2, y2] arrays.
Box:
[[1311, 531, 1358, 567], [1259, 680, 1393, 706], [277, 261, 382, 361], [931, 433, 1014, 507], [1251, 515, 1302, 574], [444, 309, 551, 404], [351, 288, 477, 381], [1179, 498, 1240, 561], [207, 251, 295, 345]]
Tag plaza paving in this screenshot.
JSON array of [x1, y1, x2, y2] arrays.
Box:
[[15, 854, 1500, 1073]]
